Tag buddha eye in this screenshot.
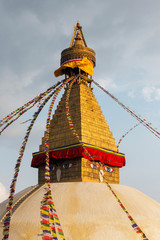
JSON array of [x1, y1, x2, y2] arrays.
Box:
[[63, 163, 73, 169], [89, 163, 97, 169], [51, 166, 56, 171], [69, 163, 73, 168], [104, 167, 113, 172]]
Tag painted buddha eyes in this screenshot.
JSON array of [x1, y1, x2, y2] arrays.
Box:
[[89, 163, 114, 172], [51, 163, 113, 172], [50, 163, 73, 171], [51, 166, 56, 171], [63, 163, 73, 169], [104, 167, 114, 172]]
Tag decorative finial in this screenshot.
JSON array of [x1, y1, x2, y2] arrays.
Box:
[[54, 22, 96, 78], [77, 20, 80, 27], [70, 21, 87, 47]]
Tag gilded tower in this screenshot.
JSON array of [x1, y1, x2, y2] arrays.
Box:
[[31, 22, 125, 184]]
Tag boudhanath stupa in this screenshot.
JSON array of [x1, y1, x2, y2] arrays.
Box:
[[0, 22, 160, 240]]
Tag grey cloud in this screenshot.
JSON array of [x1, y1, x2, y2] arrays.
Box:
[[1, 0, 160, 117]]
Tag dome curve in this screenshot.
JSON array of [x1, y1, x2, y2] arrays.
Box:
[[0, 183, 160, 240]]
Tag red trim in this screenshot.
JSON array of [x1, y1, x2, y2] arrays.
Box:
[[31, 146, 125, 168]]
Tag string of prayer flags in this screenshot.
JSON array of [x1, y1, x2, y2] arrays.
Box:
[[40, 184, 58, 240], [0, 82, 56, 126], [65, 75, 80, 141], [117, 122, 141, 150], [93, 79, 160, 140], [0, 103, 35, 134], [105, 181, 149, 240], [20, 119, 32, 124], [88, 161, 149, 239], [44, 76, 74, 184], [40, 184, 65, 240], [2, 81, 66, 240], [2, 74, 150, 240], [65, 76, 149, 240], [40, 77, 75, 240], [0, 80, 63, 134]]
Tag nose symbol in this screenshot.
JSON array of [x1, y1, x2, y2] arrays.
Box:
[[99, 170, 104, 182], [56, 168, 61, 182]]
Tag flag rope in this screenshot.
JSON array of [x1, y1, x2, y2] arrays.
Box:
[[93, 79, 160, 140], [1, 76, 154, 240], [117, 122, 141, 150], [2, 80, 66, 240], [65, 77, 149, 240], [41, 76, 77, 240], [0, 80, 64, 134]]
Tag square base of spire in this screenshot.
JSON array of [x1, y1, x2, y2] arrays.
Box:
[[38, 157, 119, 185]]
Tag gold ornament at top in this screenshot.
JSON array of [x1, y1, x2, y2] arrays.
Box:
[[54, 21, 96, 78]]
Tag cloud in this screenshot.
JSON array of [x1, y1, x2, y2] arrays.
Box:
[[1, 0, 160, 100], [142, 86, 160, 102], [128, 90, 135, 98], [1, 68, 41, 92], [0, 182, 8, 203], [97, 77, 118, 90]]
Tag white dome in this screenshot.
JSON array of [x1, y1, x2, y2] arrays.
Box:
[[0, 182, 160, 240]]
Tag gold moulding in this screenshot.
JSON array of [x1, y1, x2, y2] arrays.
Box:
[[60, 45, 96, 67]]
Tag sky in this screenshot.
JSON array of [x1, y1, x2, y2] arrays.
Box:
[[0, 0, 160, 203]]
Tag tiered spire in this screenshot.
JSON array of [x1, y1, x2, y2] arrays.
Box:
[[32, 22, 125, 185]]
